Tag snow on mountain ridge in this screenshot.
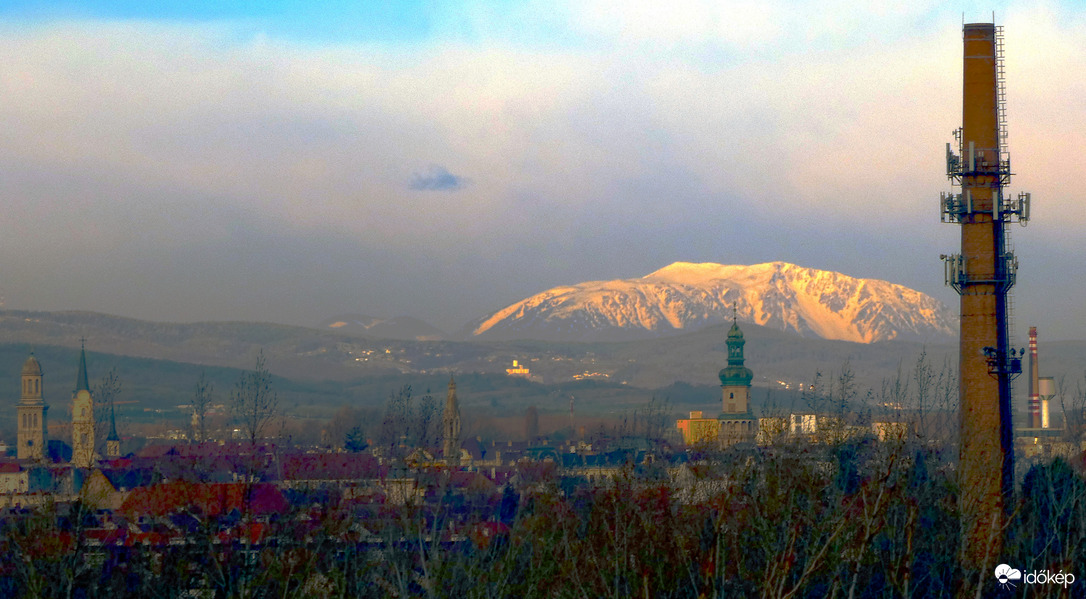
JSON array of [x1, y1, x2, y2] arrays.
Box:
[[471, 262, 956, 343]]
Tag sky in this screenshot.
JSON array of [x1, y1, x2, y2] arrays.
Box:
[[0, 1, 1083, 340]]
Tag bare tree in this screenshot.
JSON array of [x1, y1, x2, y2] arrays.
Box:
[[911, 350, 934, 438], [1058, 373, 1086, 445], [802, 370, 825, 413], [801, 363, 861, 444], [191, 371, 214, 443], [230, 350, 278, 445], [832, 361, 858, 413], [416, 390, 439, 449], [325, 405, 364, 449], [646, 395, 672, 441], [931, 355, 959, 452], [887, 351, 958, 451], [224, 352, 280, 598], [379, 385, 414, 459], [376, 385, 443, 458], [621, 395, 671, 441], [93, 367, 122, 452]]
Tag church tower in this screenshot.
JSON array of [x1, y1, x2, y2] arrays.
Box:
[[71, 342, 96, 468], [718, 316, 756, 445], [16, 352, 48, 461], [442, 376, 461, 466], [105, 398, 120, 459]]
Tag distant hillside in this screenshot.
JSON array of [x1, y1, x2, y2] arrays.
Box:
[[0, 309, 958, 392], [319, 314, 446, 341], [0, 343, 669, 441], [4, 310, 1085, 440], [0, 310, 401, 382], [468, 262, 956, 343], [0, 343, 355, 436]]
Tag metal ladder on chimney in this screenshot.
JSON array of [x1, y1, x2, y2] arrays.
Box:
[[995, 26, 1010, 183], [995, 26, 1019, 367]]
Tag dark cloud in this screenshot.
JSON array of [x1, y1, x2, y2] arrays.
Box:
[[408, 165, 468, 191]]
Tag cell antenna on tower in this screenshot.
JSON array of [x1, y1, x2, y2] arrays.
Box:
[[940, 20, 1031, 564]]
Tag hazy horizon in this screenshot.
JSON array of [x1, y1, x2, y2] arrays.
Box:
[[1, 2, 1084, 341]]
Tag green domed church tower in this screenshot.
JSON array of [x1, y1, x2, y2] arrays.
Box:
[[718, 314, 755, 445], [720, 320, 753, 412], [676, 310, 759, 447]]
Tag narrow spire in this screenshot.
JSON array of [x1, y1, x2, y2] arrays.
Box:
[[446, 375, 459, 409], [732, 302, 738, 324], [107, 398, 119, 442], [76, 338, 89, 392]]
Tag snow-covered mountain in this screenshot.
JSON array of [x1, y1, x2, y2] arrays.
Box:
[[468, 262, 956, 343]]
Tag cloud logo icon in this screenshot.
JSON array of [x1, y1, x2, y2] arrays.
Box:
[[995, 564, 1023, 588]]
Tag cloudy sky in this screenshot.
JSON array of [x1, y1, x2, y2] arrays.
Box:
[[0, 1, 1083, 340]]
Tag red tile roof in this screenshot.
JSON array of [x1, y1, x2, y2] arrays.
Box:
[[120, 481, 288, 518], [281, 453, 382, 481]]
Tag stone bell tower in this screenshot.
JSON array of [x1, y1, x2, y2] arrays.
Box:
[[17, 352, 48, 461]]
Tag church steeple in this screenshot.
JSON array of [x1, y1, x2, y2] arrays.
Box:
[[106, 398, 120, 458], [720, 309, 753, 387], [76, 339, 90, 393], [71, 340, 96, 468], [676, 311, 758, 448], [108, 403, 118, 441], [716, 311, 756, 445]]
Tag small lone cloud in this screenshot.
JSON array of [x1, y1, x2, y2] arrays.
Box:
[[408, 165, 468, 191]]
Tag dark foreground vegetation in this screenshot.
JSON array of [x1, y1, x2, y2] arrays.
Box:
[[1, 437, 1084, 598]]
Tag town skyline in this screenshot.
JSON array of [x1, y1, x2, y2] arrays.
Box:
[[1, 2, 1084, 339]]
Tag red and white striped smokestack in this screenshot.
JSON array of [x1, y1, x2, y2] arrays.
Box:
[[1029, 326, 1040, 428]]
